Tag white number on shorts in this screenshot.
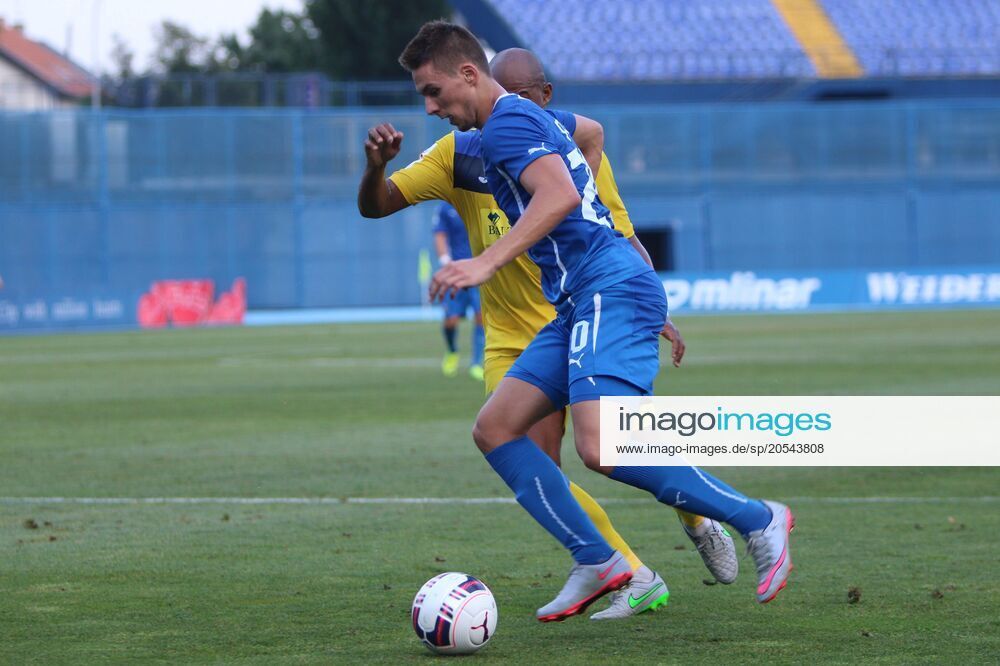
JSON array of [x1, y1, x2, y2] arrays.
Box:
[[570, 320, 589, 354]]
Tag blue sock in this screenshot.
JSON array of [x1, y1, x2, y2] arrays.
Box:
[[609, 466, 772, 537], [486, 437, 613, 564], [443, 325, 457, 352], [471, 325, 485, 365]]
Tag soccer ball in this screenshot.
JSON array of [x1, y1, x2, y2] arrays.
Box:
[[411, 572, 497, 655]]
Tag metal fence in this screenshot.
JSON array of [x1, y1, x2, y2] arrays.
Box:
[[97, 52, 1000, 108], [1, 99, 998, 311]]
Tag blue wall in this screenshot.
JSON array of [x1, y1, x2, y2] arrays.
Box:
[[1, 100, 998, 314]]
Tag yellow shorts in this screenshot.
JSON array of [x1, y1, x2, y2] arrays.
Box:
[[483, 352, 521, 394]]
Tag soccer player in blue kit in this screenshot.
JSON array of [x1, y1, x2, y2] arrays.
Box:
[[433, 202, 486, 380], [399, 21, 795, 621]]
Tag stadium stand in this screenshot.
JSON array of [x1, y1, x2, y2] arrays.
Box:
[[821, 0, 1000, 76], [464, 0, 1000, 80], [484, 0, 815, 80], [771, 0, 862, 78]]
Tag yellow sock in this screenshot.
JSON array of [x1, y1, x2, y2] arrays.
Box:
[[569, 481, 643, 571], [676, 509, 705, 530]]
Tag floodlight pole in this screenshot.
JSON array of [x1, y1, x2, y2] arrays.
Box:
[[90, 0, 102, 110]]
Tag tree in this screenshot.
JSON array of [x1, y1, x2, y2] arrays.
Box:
[[219, 9, 323, 73], [306, 0, 451, 80], [109, 33, 135, 80], [151, 20, 220, 74]]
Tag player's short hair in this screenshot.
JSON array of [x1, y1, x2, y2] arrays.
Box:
[[399, 20, 490, 75]]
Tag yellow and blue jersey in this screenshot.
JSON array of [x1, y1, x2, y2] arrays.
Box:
[[388, 118, 637, 360]]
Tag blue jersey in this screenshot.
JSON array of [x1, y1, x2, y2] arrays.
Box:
[[432, 202, 472, 260], [480, 94, 649, 308], [450, 109, 576, 196]]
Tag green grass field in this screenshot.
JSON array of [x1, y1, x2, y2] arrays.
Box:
[[2, 310, 999, 664]]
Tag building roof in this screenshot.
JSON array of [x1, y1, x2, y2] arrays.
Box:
[[0, 18, 93, 99]]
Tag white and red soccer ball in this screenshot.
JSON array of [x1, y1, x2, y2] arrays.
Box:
[[411, 572, 497, 655]]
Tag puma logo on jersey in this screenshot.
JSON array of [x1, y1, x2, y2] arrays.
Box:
[[568, 354, 584, 368], [528, 144, 549, 155], [478, 176, 489, 184]]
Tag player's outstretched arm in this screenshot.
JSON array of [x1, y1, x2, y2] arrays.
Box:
[[358, 123, 410, 218], [571, 114, 604, 176], [429, 154, 580, 300]]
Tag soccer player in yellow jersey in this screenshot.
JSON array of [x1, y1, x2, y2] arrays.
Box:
[[358, 49, 738, 619]]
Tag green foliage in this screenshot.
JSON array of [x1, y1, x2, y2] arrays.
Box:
[[218, 10, 323, 74], [151, 20, 221, 74], [306, 0, 452, 79], [140, 0, 449, 79]]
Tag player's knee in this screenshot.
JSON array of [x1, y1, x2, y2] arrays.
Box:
[[578, 446, 603, 472], [472, 414, 503, 454], [575, 435, 609, 474], [473, 405, 524, 454]]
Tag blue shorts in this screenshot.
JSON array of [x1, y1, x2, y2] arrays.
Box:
[[442, 287, 481, 319], [506, 271, 667, 410]]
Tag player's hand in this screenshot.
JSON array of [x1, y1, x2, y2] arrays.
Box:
[[364, 123, 404, 169], [660, 318, 686, 367], [429, 258, 495, 301]]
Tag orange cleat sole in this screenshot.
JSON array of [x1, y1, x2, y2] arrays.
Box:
[[537, 571, 633, 622]]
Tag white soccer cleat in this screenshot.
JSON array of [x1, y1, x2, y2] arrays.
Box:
[[682, 517, 739, 584], [536, 551, 632, 622], [746, 500, 795, 603], [589, 566, 669, 620]]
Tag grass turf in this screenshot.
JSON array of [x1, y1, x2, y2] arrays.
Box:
[[1, 310, 999, 664]]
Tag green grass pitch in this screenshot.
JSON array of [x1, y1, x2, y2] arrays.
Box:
[[2, 310, 999, 664]]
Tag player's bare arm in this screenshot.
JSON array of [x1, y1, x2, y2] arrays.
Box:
[[430, 154, 581, 300], [571, 114, 604, 176], [358, 122, 410, 218], [661, 318, 685, 367], [628, 234, 653, 267]]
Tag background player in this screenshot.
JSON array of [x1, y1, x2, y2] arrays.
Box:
[[400, 21, 794, 621], [433, 202, 485, 380]]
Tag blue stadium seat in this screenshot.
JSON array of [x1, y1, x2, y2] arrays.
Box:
[[479, 0, 1000, 80], [821, 0, 1000, 76], [486, 0, 814, 80]]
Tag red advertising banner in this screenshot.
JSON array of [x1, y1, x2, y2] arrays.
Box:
[[138, 278, 246, 329]]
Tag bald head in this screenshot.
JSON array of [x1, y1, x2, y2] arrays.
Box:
[[490, 48, 552, 108]]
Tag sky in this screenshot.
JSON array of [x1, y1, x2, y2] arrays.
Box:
[[0, 0, 303, 74]]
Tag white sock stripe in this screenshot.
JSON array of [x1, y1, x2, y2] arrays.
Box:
[[533, 477, 585, 546], [690, 466, 749, 504]]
